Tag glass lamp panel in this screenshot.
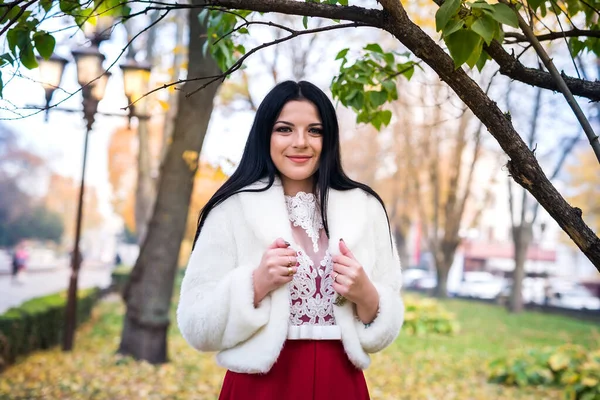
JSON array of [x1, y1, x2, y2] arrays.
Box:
[[72, 48, 104, 86], [91, 72, 110, 101], [38, 56, 67, 90]]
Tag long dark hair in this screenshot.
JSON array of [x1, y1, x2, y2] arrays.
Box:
[[193, 80, 390, 247]]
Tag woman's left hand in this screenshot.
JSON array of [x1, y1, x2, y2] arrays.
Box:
[[331, 239, 379, 313]]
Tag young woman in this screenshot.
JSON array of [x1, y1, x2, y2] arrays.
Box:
[[177, 81, 404, 400]]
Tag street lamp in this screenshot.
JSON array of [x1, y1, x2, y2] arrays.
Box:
[[31, 32, 151, 352], [36, 53, 68, 121], [120, 57, 152, 125]]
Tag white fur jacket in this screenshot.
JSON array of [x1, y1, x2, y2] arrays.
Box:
[[177, 179, 404, 374]]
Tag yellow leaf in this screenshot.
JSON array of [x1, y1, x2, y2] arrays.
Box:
[[582, 377, 599, 387], [158, 100, 170, 111], [549, 353, 570, 371]]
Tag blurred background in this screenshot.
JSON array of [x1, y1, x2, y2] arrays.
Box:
[[0, 1, 599, 399]]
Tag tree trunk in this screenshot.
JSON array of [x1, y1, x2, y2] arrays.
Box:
[[509, 223, 532, 313], [118, 5, 222, 363], [134, 10, 160, 245], [134, 119, 155, 245], [394, 228, 410, 270], [433, 257, 450, 298]]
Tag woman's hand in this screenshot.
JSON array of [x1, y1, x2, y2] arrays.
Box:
[[253, 238, 297, 307], [332, 239, 379, 324]]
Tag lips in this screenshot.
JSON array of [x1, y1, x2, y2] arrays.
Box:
[[287, 155, 312, 164]]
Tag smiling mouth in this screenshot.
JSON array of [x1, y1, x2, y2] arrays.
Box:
[[287, 155, 312, 163]]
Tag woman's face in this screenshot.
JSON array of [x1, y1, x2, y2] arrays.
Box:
[[270, 100, 323, 193]]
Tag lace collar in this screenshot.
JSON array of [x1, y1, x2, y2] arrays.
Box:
[[285, 192, 323, 253]]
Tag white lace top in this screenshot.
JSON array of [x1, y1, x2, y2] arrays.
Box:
[[285, 192, 341, 340]]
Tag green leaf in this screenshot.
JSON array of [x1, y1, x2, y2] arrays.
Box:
[[399, 62, 416, 80], [33, 32, 56, 60], [369, 90, 388, 107], [198, 8, 209, 25], [486, 3, 519, 28], [442, 19, 464, 37], [348, 91, 364, 110], [435, 0, 461, 32], [364, 43, 384, 54], [445, 28, 482, 68], [1, 5, 21, 23], [7, 28, 29, 55], [382, 80, 396, 93], [465, 37, 483, 68], [339, 0, 349, 5], [335, 48, 349, 60], [59, 0, 79, 14], [526, 0, 545, 12], [0, 53, 15, 66], [19, 42, 38, 69], [568, 38, 586, 57], [380, 110, 392, 126], [234, 44, 246, 55], [471, 14, 496, 45], [0, 70, 3, 98], [302, 15, 308, 29], [40, 0, 53, 12], [238, 27, 249, 34], [469, 1, 494, 11], [475, 50, 489, 72]]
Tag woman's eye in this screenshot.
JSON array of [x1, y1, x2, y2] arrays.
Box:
[[309, 128, 323, 135], [275, 126, 292, 133]]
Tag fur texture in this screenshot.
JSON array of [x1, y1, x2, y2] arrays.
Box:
[[177, 179, 404, 373]]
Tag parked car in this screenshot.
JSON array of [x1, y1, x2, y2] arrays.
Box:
[[402, 268, 430, 288], [496, 277, 546, 305], [548, 285, 600, 310], [412, 276, 438, 291], [456, 271, 505, 300]]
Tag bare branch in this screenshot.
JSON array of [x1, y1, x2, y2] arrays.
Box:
[[125, 21, 367, 108], [501, 0, 600, 164], [504, 29, 600, 43]]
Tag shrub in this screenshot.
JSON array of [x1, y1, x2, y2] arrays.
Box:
[[402, 295, 460, 336], [0, 288, 99, 371], [488, 344, 600, 400]]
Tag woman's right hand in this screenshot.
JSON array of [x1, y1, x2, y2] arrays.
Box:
[[253, 238, 297, 307]]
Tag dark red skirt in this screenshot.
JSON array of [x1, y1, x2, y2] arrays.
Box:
[[218, 340, 370, 400]]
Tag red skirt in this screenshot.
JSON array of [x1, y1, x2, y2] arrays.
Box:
[[218, 340, 370, 400]]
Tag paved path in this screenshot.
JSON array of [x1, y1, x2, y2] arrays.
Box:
[[0, 265, 113, 313]]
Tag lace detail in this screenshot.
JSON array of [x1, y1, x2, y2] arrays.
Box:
[[289, 248, 336, 326], [285, 192, 323, 253]]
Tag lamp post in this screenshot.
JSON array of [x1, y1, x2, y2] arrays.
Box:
[[34, 28, 151, 352]]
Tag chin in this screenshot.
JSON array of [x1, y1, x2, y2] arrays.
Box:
[[280, 168, 317, 183]]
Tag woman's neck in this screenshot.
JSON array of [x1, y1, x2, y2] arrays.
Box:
[[281, 176, 314, 196]]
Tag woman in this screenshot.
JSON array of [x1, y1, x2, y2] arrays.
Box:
[[177, 81, 403, 399]]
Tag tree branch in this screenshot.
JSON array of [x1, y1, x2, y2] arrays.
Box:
[[375, 0, 600, 268], [502, 0, 600, 164], [504, 29, 600, 43], [124, 21, 366, 107]]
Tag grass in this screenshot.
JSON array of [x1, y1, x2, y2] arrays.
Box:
[[0, 293, 598, 400]]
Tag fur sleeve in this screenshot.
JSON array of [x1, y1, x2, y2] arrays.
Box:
[[177, 201, 271, 352], [353, 196, 404, 353]]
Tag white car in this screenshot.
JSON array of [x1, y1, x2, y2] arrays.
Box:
[[456, 271, 505, 300], [549, 286, 600, 310]]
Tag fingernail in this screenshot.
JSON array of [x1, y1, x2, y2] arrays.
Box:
[[284, 241, 290, 246], [339, 238, 344, 242]]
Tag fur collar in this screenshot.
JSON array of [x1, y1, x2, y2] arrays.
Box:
[[237, 177, 368, 255]]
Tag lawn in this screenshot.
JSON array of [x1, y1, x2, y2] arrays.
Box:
[[0, 293, 597, 400]]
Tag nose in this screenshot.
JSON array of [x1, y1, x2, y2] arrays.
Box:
[[292, 130, 308, 148]]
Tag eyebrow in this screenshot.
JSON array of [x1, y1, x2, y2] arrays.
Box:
[[274, 120, 323, 127]]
